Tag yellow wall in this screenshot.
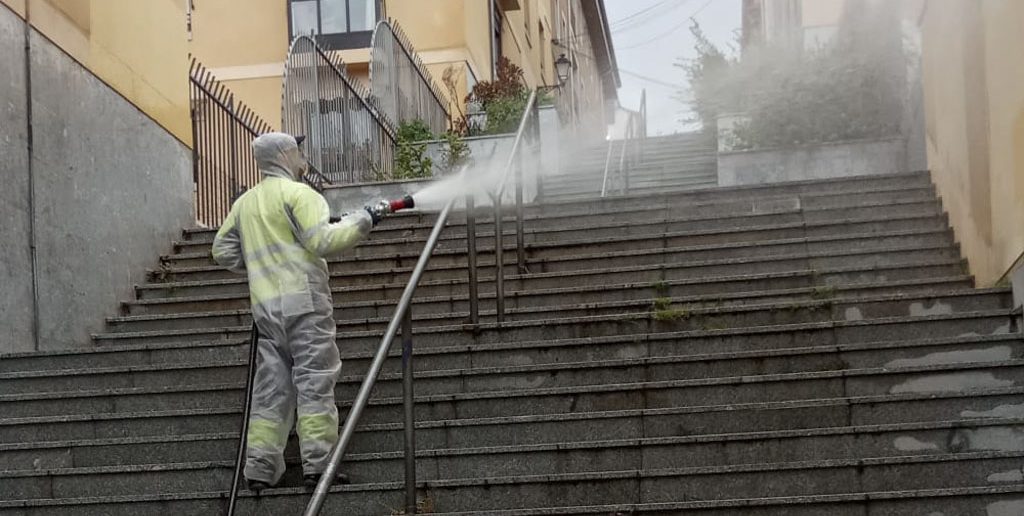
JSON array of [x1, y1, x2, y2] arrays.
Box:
[[187, 0, 591, 134], [920, 0, 1024, 285], [1, 0, 191, 144], [384, 0, 466, 52], [190, 0, 288, 68]]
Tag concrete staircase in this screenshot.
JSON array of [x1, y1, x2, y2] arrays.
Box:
[[2, 171, 1024, 515], [542, 132, 718, 201]]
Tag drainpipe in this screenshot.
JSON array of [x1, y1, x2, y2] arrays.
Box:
[[23, 1, 40, 351]]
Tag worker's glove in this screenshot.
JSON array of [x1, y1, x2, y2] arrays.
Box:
[[364, 205, 384, 226]]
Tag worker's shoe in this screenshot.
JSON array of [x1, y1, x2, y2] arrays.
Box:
[[246, 479, 274, 493], [303, 472, 352, 489]]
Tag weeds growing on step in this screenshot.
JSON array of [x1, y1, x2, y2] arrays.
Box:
[[652, 297, 691, 322], [390, 494, 435, 514]]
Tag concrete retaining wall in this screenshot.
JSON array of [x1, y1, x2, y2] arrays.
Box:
[[0, 6, 34, 352], [324, 107, 562, 213], [717, 138, 908, 187], [0, 5, 193, 353]]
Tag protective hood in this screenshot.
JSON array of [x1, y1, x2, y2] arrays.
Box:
[[252, 132, 307, 181]]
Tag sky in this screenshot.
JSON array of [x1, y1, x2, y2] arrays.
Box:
[[604, 0, 741, 135]]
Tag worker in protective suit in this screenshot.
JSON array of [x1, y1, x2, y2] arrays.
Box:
[[212, 132, 381, 492]]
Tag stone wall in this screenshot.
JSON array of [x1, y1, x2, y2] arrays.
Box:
[[717, 138, 908, 187], [0, 4, 193, 353]]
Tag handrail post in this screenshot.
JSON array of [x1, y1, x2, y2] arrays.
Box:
[[302, 196, 458, 516], [600, 137, 614, 198], [493, 193, 505, 324], [619, 119, 631, 196], [225, 324, 259, 516], [514, 140, 526, 274], [401, 306, 416, 514], [465, 194, 479, 326]]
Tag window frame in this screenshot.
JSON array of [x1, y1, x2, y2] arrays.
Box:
[[286, 0, 382, 50]]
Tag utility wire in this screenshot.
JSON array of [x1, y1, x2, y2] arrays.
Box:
[[611, 0, 694, 34], [615, 0, 715, 50], [618, 68, 686, 89], [610, 0, 676, 29]]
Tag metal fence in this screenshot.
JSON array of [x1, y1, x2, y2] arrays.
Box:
[[282, 35, 396, 184], [370, 20, 451, 135], [189, 59, 272, 227]]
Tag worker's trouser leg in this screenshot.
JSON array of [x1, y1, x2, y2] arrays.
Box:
[[289, 291, 342, 476], [244, 324, 296, 485], [243, 289, 341, 483]]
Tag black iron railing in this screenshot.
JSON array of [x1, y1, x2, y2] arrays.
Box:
[[369, 19, 451, 134], [282, 35, 397, 184], [189, 59, 273, 227]]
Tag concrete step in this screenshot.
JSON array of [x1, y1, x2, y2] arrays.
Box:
[[110, 273, 974, 333], [552, 167, 718, 186], [543, 172, 718, 195], [19, 416, 1018, 475], [136, 247, 964, 312], [537, 182, 936, 212], [104, 279, 996, 335], [178, 171, 934, 243], [134, 225, 958, 301], [143, 224, 959, 291], [159, 209, 953, 269], [4, 335, 1021, 420], [1, 453, 1020, 514], [130, 230, 966, 315], [545, 168, 718, 189], [4, 380, 1022, 452], [94, 287, 1012, 348], [8, 325, 1022, 406], [426, 487, 1024, 515], [171, 189, 940, 275], [4, 418, 1022, 496], [4, 299, 1010, 379], [168, 196, 945, 257]]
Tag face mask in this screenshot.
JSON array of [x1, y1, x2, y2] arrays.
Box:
[[286, 146, 309, 179]]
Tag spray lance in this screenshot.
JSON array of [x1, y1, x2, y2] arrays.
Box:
[[329, 195, 416, 224]]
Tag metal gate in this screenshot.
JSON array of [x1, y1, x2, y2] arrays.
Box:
[[369, 19, 451, 135], [282, 35, 396, 184], [189, 59, 272, 227]]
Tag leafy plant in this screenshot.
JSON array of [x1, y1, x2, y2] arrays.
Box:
[[483, 90, 530, 135], [466, 56, 526, 105], [394, 119, 434, 180], [440, 131, 471, 173], [679, 2, 905, 150], [466, 56, 530, 135]]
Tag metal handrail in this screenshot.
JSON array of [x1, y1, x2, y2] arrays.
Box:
[[303, 186, 460, 516], [304, 90, 538, 516], [486, 90, 539, 322], [638, 88, 647, 161], [600, 133, 615, 197], [617, 116, 633, 195]]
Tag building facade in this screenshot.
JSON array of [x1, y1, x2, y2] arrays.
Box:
[[0, 0, 192, 143], [916, 0, 1024, 288], [189, 0, 619, 133]]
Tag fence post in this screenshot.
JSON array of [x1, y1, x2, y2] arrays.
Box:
[[466, 194, 479, 326], [401, 307, 417, 514]]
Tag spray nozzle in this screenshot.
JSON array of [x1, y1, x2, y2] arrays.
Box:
[[387, 195, 415, 213]]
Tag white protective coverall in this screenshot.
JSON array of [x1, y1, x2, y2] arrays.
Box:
[[212, 132, 374, 485]]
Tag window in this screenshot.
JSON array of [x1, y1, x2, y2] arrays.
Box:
[[288, 0, 379, 50]]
